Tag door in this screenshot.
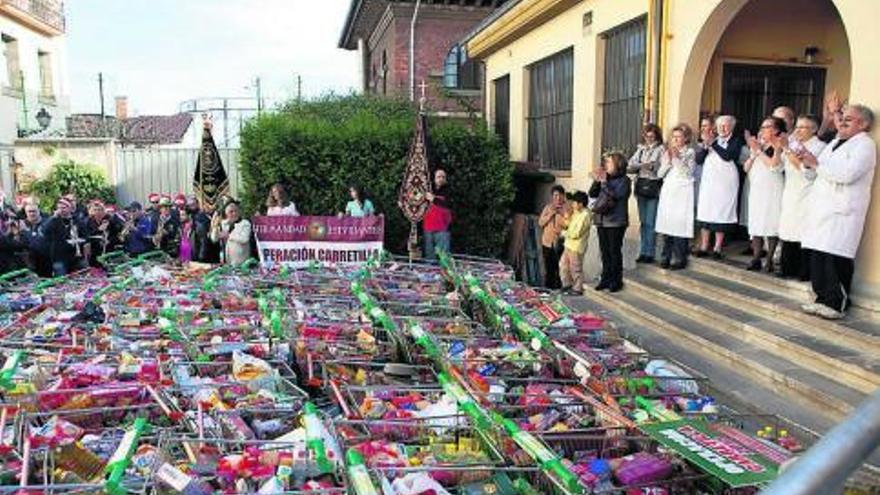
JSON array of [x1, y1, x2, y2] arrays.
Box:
[[722, 63, 826, 133]]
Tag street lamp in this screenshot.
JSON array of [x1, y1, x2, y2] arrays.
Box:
[[35, 107, 51, 130]]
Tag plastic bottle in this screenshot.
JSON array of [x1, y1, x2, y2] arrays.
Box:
[[644, 360, 700, 395]]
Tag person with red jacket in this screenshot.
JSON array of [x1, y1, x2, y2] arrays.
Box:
[[423, 168, 452, 259]]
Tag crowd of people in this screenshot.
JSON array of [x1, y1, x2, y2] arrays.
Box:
[[540, 95, 876, 320], [0, 182, 385, 276]]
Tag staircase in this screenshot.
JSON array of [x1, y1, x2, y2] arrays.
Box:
[[568, 253, 880, 437]]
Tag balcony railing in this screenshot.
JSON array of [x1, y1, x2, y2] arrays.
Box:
[[1, 0, 65, 34]]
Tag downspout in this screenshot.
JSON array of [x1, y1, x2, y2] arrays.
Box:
[[657, 0, 670, 126], [409, 0, 422, 102], [647, 0, 663, 123]]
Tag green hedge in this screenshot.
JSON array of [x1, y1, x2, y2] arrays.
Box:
[[239, 95, 514, 256], [26, 160, 116, 212]]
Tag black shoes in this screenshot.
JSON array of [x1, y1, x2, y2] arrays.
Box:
[[746, 259, 762, 271], [609, 284, 623, 293], [712, 250, 724, 260], [636, 256, 655, 264], [660, 260, 671, 269], [695, 250, 709, 258], [670, 262, 686, 271], [594, 282, 610, 291]]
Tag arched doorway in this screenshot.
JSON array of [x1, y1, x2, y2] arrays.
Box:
[[677, 0, 851, 133]]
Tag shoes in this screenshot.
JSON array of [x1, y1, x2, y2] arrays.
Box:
[[712, 251, 724, 260], [565, 289, 583, 296], [695, 250, 709, 258], [746, 259, 762, 271], [814, 304, 844, 320], [609, 284, 624, 293], [559, 286, 571, 294], [636, 256, 655, 264], [740, 246, 753, 256], [764, 262, 775, 274], [660, 260, 671, 269], [670, 262, 686, 271], [594, 282, 610, 291], [801, 303, 822, 315]]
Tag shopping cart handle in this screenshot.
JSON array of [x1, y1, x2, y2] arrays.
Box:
[[0, 350, 24, 390], [137, 251, 167, 261], [104, 418, 150, 495], [0, 268, 33, 283], [96, 250, 127, 265]]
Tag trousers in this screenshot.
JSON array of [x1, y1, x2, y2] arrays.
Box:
[[810, 250, 854, 313], [598, 226, 626, 288]]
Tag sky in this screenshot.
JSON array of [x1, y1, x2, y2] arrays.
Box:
[[66, 0, 360, 116]]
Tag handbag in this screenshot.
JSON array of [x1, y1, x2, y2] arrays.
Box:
[[635, 177, 662, 198], [590, 188, 617, 215]]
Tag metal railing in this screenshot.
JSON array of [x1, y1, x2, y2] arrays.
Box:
[[761, 389, 880, 494]]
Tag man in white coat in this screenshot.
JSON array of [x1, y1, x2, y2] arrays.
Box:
[[799, 104, 876, 319]]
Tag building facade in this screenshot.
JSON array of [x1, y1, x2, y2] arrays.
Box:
[[339, 0, 507, 116], [465, 0, 880, 306], [0, 0, 68, 145]]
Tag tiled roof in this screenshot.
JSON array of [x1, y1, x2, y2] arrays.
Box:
[[65, 113, 194, 145]]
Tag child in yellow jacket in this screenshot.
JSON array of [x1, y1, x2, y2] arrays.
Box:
[[559, 191, 591, 295]]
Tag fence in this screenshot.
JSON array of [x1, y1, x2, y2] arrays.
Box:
[[114, 147, 241, 206]]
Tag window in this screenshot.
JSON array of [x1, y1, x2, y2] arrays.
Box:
[[600, 17, 647, 157], [493, 75, 510, 148], [722, 63, 826, 133], [527, 48, 574, 171], [38, 50, 53, 97], [444, 45, 481, 90], [2, 34, 20, 90]]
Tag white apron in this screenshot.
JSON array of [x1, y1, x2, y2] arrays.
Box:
[[656, 150, 695, 238], [747, 153, 784, 237], [778, 137, 826, 242], [696, 146, 740, 224]]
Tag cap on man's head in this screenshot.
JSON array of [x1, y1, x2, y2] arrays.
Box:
[[158, 197, 173, 207], [174, 193, 186, 206], [127, 201, 143, 212], [148, 193, 160, 203]]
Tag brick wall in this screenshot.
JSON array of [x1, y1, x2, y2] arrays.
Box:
[[365, 4, 490, 115]]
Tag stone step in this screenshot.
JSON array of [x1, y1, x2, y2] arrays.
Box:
[[565, 294, 880, 482], [638, 264, 880, 355], [586, 287, 867, 422], [624, 274, 880, 393]]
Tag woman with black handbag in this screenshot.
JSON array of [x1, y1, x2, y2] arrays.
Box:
[[627, 124, 665, 264], [590, 152, 632, 292]]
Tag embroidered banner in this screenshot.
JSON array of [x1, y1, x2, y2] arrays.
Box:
[[252, 215, 384, 268]]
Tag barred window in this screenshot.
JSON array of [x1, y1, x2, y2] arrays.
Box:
[[493, 75, 510, 149], [527, 47, 573, 171], [600, 17, 647, 157]]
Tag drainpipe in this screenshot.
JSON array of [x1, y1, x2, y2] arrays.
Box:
[[649, 0, 663, 123], [657, 0, 670, 126], [409, 0, 422, 102]]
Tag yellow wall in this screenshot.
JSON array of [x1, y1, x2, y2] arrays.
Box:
[[698, 0, 851, 115], [473, 0, 880, 308]]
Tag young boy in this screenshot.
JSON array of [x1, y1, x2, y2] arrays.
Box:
[[559, 191, 591, 295]]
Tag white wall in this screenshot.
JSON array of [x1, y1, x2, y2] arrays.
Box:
[[0, 13, 69, 145]]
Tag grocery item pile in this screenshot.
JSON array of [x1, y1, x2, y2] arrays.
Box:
[[0, 252, 806, 494]]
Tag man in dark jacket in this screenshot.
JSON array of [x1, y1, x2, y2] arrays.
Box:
[[44, 197, 88, 276], [185, 196, 211, 262], [20, 202, 51, 276], [85, 200, 123, 266], [152, 197, 181, 258], [122, 202, 154, 256]]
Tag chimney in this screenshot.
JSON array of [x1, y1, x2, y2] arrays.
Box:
[[115, 96, 128, 120]]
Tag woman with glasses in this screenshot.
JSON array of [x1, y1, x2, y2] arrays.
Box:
[[778, 115, 826, 280], [743, 117, 786, 272], [627, 123, 665, 264]]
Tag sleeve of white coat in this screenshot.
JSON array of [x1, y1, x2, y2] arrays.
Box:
[[818, 138, 877, 185], [657, 154, 672, 179], [229, 220, 252, 245]]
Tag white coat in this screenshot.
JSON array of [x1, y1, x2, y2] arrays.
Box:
[[696, 138, 741, 225], [802, 132, 877, 259], [655, 147, 696, 238], [778, 136, 826, 242], [211, 218, 253, 265]]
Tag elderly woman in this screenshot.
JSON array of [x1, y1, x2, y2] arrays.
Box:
[[628, 124, 665, 264], [590, 152, 632, 293], [656, 124, 696, 270], [695, 115, 745, 259], [210, 200, 253, 266], [778, 116, 826, 280], [743, 117, 786, 272]]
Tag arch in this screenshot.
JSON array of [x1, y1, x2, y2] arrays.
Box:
[[676, 0, 852, 126]]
